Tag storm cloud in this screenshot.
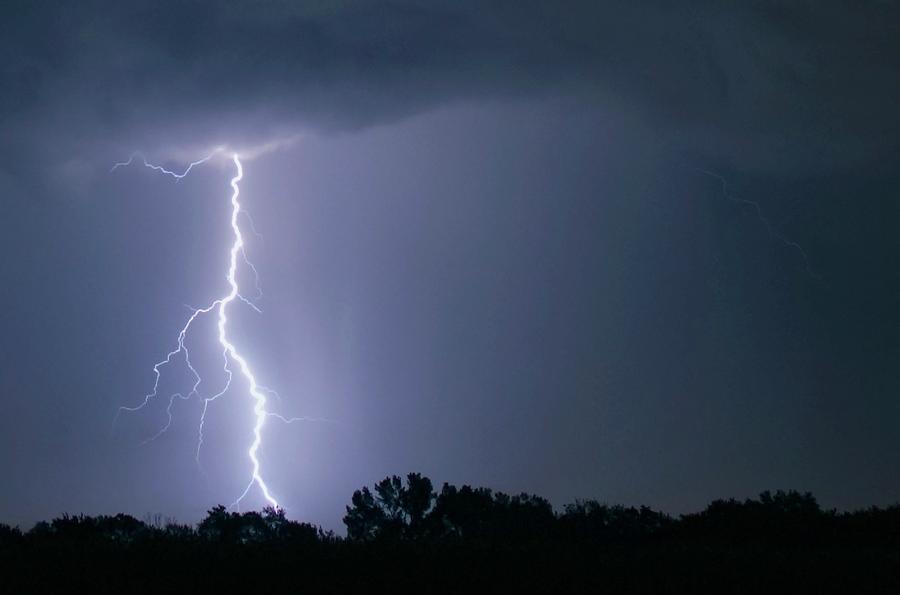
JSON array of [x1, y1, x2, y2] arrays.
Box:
[[3, 1, 898, 182]]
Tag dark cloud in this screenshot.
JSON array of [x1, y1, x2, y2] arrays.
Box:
[[2, 1, 898, 181]]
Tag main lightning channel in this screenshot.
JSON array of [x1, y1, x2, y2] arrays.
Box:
[[218, 154, 278, 508]]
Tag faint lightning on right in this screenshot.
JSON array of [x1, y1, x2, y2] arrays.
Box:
[[697, 169, 819, 279]]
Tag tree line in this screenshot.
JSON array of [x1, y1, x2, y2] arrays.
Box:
[[342, 473, 900, 547], [2, 473, 900, 592], [2, 473, 899, 547]]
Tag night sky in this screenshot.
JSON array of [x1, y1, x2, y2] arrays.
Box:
[[1, 2, 898, 531]]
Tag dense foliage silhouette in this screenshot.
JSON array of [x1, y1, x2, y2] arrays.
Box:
[[2, 475, 899, 593]]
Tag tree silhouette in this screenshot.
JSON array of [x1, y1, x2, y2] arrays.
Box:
[[426, 483, 495, 540], [345, 475, 555, 544], [343, 486, 385, 541], [197, 505, 320, 544], [560, 500, 672, 543], [401, 473, 435, 532], [344, 473, 435, 540]]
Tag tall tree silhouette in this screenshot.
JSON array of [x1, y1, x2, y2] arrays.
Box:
[[344, 473, 435, 540]]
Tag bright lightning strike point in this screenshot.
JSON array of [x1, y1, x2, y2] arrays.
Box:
[[113, 149, 315, 511]]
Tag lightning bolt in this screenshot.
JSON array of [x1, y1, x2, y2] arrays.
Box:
[[112, 149, 320, 510], [697, 169, 819, 279]]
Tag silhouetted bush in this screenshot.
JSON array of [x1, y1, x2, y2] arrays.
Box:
[[677, 490, 836, 545], [0, 523, 22, 547], [559, 500, 672, 543], [197, 505, 324, 545]]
